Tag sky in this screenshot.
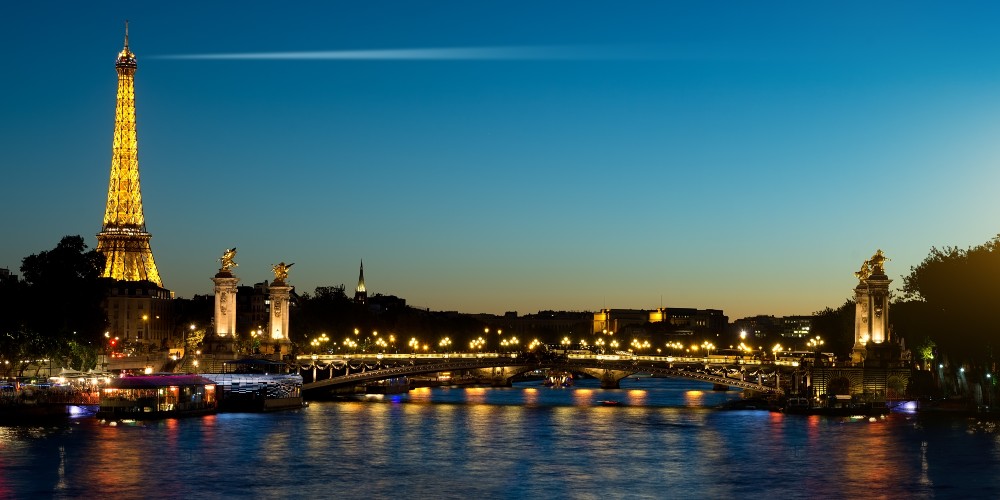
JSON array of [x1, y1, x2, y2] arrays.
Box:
[[2, 2, 999, 319]]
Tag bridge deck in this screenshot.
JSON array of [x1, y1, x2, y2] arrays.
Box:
[[299, 356, 782, 395]]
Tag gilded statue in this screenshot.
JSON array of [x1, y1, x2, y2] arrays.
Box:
[[272, 262, 294, 282], [868, 249, 889, 275], [219, 247, 238, 272], [854, 259, 871, 282]]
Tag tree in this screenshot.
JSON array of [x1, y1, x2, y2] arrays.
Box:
[[811, 300, 855, 357], [5, 236, 108, 371], [898, 234, 1000, 364]]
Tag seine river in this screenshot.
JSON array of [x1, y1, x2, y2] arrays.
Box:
[[2, 377, 999, 499]]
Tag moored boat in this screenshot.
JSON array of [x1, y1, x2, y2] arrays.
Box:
[[780, 396, 888, 417], [98, 374, 217, 420], [363, 377, 410, 395], [543, 371, 574, 387], [203, 359, 304, 412]]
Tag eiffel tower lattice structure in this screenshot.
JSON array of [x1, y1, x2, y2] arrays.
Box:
[[96, 22, 162, 286]]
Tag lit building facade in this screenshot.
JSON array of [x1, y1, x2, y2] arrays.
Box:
[[104, 281, 173, 348], [594, 308, 727, 337]]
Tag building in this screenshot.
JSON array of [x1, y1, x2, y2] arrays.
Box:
[[733, 315, 778, 339], [367, 293, 406, 314], [0, 268, 16, 284], [236, 281, 271, 335], [104, 281, 173, 348], [778, 315, 814, 338], [594, 308, 728, 337], [480, 311, 592, 340], [733, 315, 815, 340], [95, 26, 173, 351]]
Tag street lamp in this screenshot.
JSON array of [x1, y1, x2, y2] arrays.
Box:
[[701, 341, 715, 356], [807, 336, 825, 351]]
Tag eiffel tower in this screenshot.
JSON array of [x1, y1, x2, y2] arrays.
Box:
[[96, 23, 162, 287]]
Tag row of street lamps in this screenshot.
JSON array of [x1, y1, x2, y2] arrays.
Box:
[[301, 329, 827, 356]]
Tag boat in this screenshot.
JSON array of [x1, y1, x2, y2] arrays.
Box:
[[719, 397, 772, 411], [97, 374, 217, 420], [914, 397, 980, 418], [0, 383, 100, 424], [363, 377, 410, 395], [780, 396, 888, 417], [202, 359, 304, 412], [598, 400, 621, 406], [542, 371, 574, 387]]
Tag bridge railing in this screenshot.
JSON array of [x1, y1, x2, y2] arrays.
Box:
[[299, 352, 770, 366], [300, 352, 514, 363]]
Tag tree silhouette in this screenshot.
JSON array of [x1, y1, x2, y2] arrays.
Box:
[[0, 236, 108, 372], [898, 235, 1000, 364]]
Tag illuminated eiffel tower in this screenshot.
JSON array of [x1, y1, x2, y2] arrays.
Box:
[[96, 23, 162, 286]]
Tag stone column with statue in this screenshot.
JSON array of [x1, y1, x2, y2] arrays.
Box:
[[852, 249, 892, 364], [268, 262, 294, 357], [212, 248, 240, 341]]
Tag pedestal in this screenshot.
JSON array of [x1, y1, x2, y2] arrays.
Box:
[[853, 273, 891, 364], [212, 272, 239, 337], [268, 283, 291, 343]]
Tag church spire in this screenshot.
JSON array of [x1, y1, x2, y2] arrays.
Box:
[[354, 260, 367, 304]]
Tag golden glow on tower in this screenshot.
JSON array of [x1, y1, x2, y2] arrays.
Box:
[[96, 23, 162, 286], [356, 260, 366, 293]]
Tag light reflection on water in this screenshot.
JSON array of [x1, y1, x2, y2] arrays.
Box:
[[0, 377, 997, 498]]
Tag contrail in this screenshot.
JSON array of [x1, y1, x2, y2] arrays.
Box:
[[153, 45, 661, 61]]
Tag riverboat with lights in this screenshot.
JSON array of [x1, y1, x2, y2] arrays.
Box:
[[543, 371, 574, 387], [780, 396, 888, 417], [202, 359, 304, 412], [97, 374, 217, 420]]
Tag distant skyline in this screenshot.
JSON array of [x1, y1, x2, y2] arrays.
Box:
[[2, 2, 999, 319]]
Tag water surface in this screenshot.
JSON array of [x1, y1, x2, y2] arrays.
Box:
[[1, 377, 997, 499]]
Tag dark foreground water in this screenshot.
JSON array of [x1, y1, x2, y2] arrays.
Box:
[[1, 377, 999, 499]]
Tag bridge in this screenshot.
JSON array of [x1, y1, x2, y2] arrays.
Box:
[[295, 353, 788, 396]]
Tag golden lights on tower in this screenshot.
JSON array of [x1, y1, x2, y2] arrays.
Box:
[[96, 22, 162, 286]]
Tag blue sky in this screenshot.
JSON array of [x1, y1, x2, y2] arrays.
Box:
[[2, 2, 999, 319]]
